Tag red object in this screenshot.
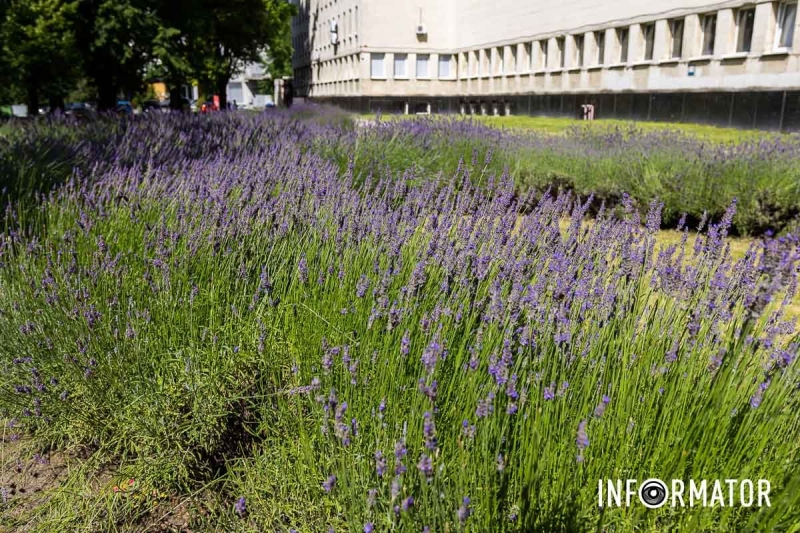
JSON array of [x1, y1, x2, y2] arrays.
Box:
[[201, 96, 221, 114]]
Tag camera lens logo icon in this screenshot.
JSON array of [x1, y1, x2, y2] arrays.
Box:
[[639, 479, 668, 508]]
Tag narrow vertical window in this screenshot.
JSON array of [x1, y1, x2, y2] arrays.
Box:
[[775, 1, 797, 49], [540, 40, 549, 69], [670, 19, 684, 58], [617, 28, 629, 62], [643, 23, 655, 60], [575, 34, 585, 66], [556, 37, 565, 68], [596, 31, 605, 64], [701, 14, 717, 55], [525, 43, 533, 71], [497, 47, 504, 74], [736, 8, 755, 52]]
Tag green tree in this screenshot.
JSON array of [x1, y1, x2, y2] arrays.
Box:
[[151, 0, 204, 109], [73, 0, 158, 110], [1, 0, 81, 113], [190, 0, 296, 109]]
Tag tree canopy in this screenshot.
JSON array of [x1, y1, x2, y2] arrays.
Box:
[[0, 0, 296, 111]]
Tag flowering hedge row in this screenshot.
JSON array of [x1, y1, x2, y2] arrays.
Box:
[[0, 111, 799, 531]]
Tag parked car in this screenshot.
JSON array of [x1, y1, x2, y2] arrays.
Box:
[[116, 101, 134, 115], [142, 99, 167, 114], [64, 102, 96, 119]]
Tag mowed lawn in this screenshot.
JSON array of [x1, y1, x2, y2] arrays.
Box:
[[358, 112, 788, 144]]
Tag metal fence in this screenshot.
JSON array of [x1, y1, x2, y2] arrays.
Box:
[[313, 91, 800, 132]]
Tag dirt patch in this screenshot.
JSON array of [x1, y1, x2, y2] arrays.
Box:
[[0, 433, 218, 532], [0, 434, 70, 527]]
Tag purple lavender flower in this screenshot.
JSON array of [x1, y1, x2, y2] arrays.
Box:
[[375, 450, 386, 477], [457, 496, 471, 522], [543, 384, 555, 401], [423, 411, 437, 450], [594, 395, 611, 418], [400, 330, 410, 357], [394, 439, 408, 475], [462, 419, 476, 439], [576, 420, 589, 462], [750, 382, 769, 409], [364, 523, 374, 533], [417, 454, 433, 481], [234, 496, 246, 517], [298, 255, 308, 284], [356, 274, 369, 298], [402, 496, 414, 511], [323, 474, 336, 492]]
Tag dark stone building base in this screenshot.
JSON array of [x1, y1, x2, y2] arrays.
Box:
[[312, 91, 800, 132]]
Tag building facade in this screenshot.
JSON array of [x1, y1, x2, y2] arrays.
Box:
[[291, 0, 800, 129], [227, 63, 273, 108]]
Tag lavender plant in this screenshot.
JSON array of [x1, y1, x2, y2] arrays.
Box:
[[0, 111, 798, 532]]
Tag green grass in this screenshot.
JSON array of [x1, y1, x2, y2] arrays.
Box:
[[357, 113, 781, 144]]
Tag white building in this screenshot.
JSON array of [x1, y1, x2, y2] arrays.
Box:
[[227, 63, 272, 108], [291, 0, 800, 129]]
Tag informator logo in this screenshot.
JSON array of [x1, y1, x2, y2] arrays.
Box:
[[599, 479, 772, 508]]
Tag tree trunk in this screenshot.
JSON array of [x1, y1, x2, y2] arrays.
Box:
[[96, 77, 118, 111], [48, 94, 66, 114], [169, 86, 184, 111], [26, 81, 40, 117], [215, 76, 228, 111]]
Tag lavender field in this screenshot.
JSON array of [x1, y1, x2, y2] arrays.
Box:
[[1, 109, 800, 532]]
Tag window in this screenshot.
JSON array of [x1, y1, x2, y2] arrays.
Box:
[[643, 23, 655, 60], [471, 50, 479, 76], [525, 43, 532, 70], [509, 46, 517, 72], [416, 54, 430, 78], [596, 31, 605, 64], [540, 40, 548, 69], [775, 1, 797, 49], [670, 19, 684, 58], [556, 37, 565, 68], [736, 8, 755, 52], [497, 47, 504, 74], [394, 53, 407, 78], [701, 14, 717, 55], [438, 54, 452, 77], [617, 27, 629, 62], [575, 34, 585, 66], [370, 53, 385, 77]]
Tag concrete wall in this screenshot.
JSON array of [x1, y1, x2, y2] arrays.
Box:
[[362, 0, 458, 51], [292, 0, 800, 99]]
